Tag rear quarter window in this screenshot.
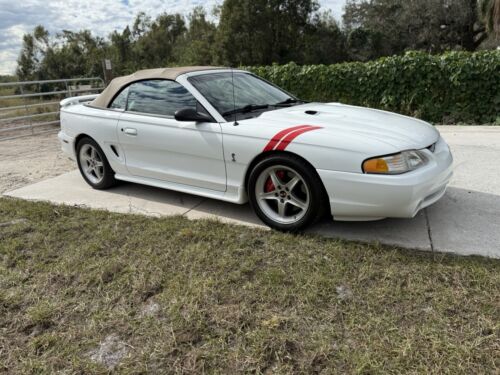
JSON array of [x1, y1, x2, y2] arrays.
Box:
[[109, 87, 129, 110]]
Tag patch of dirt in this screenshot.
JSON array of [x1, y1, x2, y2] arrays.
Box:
[[336, 285, 353, 301], [0, 132, 75, 194], [140, 299, 161, 318], [0, 218, 29, 227], [88, 334, 129, 370]]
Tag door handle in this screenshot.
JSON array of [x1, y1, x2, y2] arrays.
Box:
[[123, 128, 137, 136]]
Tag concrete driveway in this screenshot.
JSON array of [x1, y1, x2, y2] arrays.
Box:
[[4, 126, 500, 258]]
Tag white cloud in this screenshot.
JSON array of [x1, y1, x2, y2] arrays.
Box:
[[0, 24, 30, 75], [0, 51, 18, 75], [0, 0, 346, 76]]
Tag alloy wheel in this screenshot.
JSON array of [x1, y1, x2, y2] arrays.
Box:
[[79, 144, 105, 185], [255, 165, 310, 224]]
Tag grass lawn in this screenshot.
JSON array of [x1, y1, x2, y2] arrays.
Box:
[[0, 198, 498, 374]]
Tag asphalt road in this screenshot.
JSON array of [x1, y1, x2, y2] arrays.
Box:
[[4, 126, 500, 258]]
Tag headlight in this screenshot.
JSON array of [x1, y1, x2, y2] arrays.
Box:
[[363, 150, 427, 174]]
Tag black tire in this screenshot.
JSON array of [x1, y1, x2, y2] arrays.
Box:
[[76, 137, 117, 190], [247, 153, 328, 232]]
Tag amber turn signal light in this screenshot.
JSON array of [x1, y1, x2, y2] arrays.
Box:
[[363, 158, 389, 174]]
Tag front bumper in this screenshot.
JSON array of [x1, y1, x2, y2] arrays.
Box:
[[318, 137, 453, 221]]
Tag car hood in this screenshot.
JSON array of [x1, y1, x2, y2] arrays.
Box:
[[256, 102, 439, 152]]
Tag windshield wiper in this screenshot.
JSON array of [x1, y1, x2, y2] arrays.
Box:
[[221, 99, 304, 117], [274, 98, 303, 107], [222, 104, 270, 116]]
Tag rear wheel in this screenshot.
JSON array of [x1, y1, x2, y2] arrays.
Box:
[[248, 154, 327, 231], [76, 137, 117, 189]]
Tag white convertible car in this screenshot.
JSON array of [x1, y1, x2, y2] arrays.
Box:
[[59, 66, 453, 231]]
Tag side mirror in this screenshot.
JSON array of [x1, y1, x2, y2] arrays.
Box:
[[174, 108, 213, 122]]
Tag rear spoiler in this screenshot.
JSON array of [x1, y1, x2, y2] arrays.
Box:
[[60, 94, 99, 108]]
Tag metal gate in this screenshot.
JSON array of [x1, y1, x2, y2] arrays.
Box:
[[0, 77, 104, 141]]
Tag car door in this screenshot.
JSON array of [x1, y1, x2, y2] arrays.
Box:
[[116, 79, 226, 192]]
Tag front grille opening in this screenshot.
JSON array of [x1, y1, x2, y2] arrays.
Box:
[[427, 143, 436, 153]]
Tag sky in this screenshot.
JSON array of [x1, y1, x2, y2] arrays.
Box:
[[0, 0, 346, 75]]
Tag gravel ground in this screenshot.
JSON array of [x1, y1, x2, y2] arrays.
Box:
[[0, 132, 75, 193]]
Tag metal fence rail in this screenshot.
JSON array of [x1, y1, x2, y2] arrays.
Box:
[[0, 77, 105, 141]]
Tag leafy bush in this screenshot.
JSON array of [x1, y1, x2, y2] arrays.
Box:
[[248, 51, 500, 124]]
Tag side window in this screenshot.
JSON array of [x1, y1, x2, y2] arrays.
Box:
[[126, 80, 197, 117], [109, 87, 129, 110]]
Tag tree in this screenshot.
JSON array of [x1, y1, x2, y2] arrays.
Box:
[[16, 25, 50, 80], [345, 28, 385, 61], [15, 0, 498, 81], [215, 0, 320, 66], [177, 7, 217, 65], [303, 11, 348, 64], [343, 0, 490, 60], [16, 27, 108, 80], [132, 12, 152, 39], [109, 26, 134, 74], [481, 0, 500, 34], [131, 13, 186, 68], [41, 30, 107, 79]]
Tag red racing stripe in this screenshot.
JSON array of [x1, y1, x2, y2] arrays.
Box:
[[263, 125, 312, 152], [274, 126, 323, 151]]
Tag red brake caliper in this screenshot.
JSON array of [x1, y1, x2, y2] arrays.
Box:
[[265, 171, 286, 192]]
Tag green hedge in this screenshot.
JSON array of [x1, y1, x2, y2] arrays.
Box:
[[248, 51, 500, 124]]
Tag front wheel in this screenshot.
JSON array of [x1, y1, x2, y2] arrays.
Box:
[[248, 154, 327, 231]]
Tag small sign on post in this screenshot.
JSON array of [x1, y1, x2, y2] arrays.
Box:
[[102, 59, 114, 85]]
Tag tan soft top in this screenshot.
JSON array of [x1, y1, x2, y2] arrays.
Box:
[[91, 66, 224, 108]]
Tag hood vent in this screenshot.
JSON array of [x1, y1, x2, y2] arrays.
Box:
[[305, 110, 318, 115]]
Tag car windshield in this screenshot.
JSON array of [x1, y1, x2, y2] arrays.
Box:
[[188, 72, 295, 120]]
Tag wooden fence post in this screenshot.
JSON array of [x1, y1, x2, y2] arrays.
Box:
[[102, 59, 114, 85]]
